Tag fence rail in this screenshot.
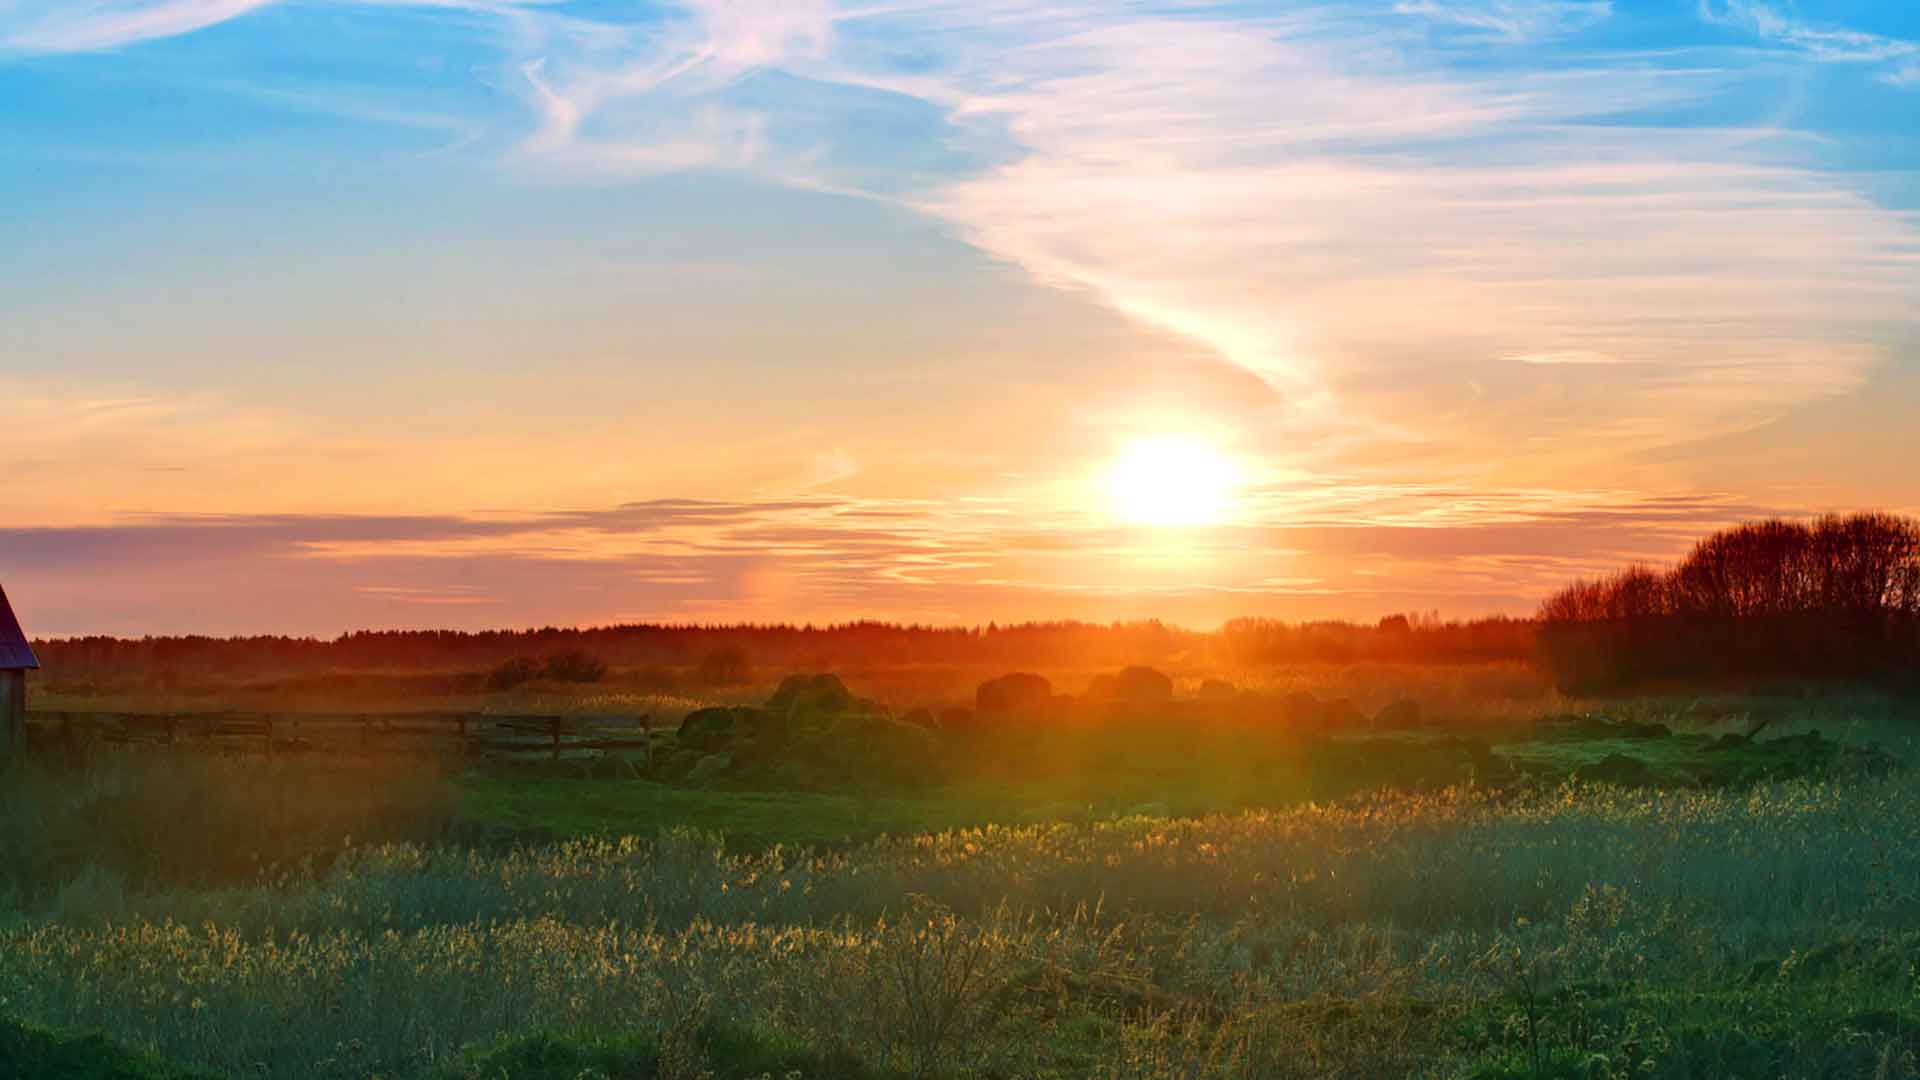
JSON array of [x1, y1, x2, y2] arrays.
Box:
[[22, 710, 657, 765]]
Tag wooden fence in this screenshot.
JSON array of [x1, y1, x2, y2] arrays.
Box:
[[22, 710, 658, 765]]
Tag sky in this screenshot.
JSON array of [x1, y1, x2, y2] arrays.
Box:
[[2, 0, 1918, 636]]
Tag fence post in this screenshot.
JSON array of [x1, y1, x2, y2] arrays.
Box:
[[264, 716, 275, 759], [550, 717, 561, 763], [165, 715, 177, 750]]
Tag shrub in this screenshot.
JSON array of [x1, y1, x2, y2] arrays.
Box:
[[0, 1016, 215, 1079], [544, 650, 609, 685], [865, 898, 1012, 1079], [676, 706, 768, 751], [696, 647, 751, 687], [833, 717, 945, 788], [486, 657, 542, 691]]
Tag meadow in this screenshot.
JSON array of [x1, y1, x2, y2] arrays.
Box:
[[4, 659, 1918, 1079]]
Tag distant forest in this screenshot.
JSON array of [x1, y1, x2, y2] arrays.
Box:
[[1539, 512, 1920, 689], [32, 513, 1919, 691], [33, 614, 1536, 681]]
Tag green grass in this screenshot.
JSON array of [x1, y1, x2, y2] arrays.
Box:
[[7, 681, 1920, 1079], [0, 1017, 215, 1080], [458, 776, 1053, 849], [1495, 728, 1892, 787], [458, 772, 1286, 851], [444, 1020, 900, 1080], [1453, 978, 1920, 1079], [459, 718, 1891, 850], [10, 774, 1920, 1077]]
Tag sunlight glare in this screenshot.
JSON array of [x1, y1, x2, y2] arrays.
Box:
[[1106, 435, 1243, 527]]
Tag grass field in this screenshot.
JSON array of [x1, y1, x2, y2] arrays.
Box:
[[4, 669, 1918, 1078]]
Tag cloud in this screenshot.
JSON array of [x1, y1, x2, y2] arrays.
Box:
[[1, 0, 277, 51], [891, 10, 1916, 464], [1509, 350, 1624, 366], [1392, 0, 1613, 43], [475, 1, 1919, 478], [500, 0, 840, 178], [1699, 2, 1919, 69], [1, 487, 1806, 634], [0, 0, 548, 53], [7, 0, 1918, 634], [13, 1, 1913, 478], [0, 379, 291, 483]]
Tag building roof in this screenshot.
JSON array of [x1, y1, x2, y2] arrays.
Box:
[[0, 585, 40, 670]]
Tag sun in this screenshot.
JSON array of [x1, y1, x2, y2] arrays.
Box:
[[1105, 435, 1243, 527]]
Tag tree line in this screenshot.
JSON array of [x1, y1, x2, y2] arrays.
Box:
[[32, 614, 1535, 682], [1537, 513, 1920, 689]]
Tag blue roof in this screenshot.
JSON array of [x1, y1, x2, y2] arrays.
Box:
[[0, 586, 39, 670]]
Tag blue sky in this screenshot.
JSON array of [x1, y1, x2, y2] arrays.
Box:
[[1, 0, 1917, 634]]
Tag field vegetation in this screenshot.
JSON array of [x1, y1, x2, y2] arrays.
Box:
[[7, 517, 1920, 1077], [4, 674, 1918, 1078], [3, 748, 1919, 1078]]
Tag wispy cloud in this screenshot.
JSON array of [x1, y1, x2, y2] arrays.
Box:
[[0, 379, 292, 498], [1392, 0, 1613, 43], [1699, 1, 1919, 70], [0, 0, 548, 53], [15, 0, 1912, 479], [1, 487, 1805, 634], [1884, 59, 1920, 88], [464, 1, 1920, 478], [6, 0, 1918, 635], [1, 0, 277, 51]]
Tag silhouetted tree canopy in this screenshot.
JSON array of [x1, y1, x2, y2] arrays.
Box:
[[32, 614, 1534, 682], [1538, 513, 1920, 689]]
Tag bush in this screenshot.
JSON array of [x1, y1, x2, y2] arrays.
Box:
[[544, 650, 609, 685], [676, 706, 769, 751], [486, 657, 541, 692], [833, 716, 945, 788], [0, 1016, 215, 1079], [696, 647, 751, 687]]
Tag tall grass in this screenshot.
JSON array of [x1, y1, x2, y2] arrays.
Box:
[[3, 771, 1917, 1077], [0, 753, 458, 908]]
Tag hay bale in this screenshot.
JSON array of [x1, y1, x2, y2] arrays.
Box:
[[767, 673, 856, 716], [977, 672, 1053, 713], [1113, 666, 1174, 704], [1197, 679, 1239, 702]]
